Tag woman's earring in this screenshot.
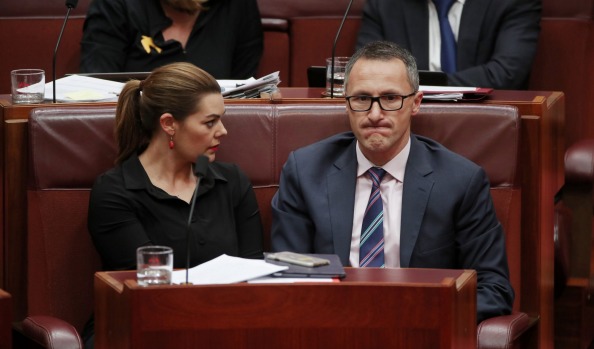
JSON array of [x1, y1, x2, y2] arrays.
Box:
[[169, 135, 175, 149]]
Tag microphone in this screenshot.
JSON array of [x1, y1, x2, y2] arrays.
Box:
[[184, 155, 210, 284], [330, 0, 354, 98], [52, 0, 79, 103]]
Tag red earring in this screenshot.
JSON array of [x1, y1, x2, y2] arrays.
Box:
[[169, 135, 174, 149]]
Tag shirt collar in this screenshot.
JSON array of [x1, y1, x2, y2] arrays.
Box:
[[355, 137, 411, 183], [121, 153, 226, 196]]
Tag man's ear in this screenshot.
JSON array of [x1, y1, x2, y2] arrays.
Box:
[[411, 91, 424, 115]]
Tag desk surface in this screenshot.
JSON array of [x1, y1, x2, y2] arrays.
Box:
[[100, 267, 467, 286]]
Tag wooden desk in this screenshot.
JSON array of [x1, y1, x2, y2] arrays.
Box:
[[0, 89, 564, 349], [95, 268, 477, 349]]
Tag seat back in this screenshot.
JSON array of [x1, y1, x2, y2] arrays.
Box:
[[26, 103, 521, 333], [27, 108, 115, 332]]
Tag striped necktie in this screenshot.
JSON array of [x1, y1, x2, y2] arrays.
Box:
[[360, 167, 387, 267], [432, 0, 457, 73]]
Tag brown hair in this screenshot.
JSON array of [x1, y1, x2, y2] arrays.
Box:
[[114, 62, 221, 164], [344, 41, 420, 92]]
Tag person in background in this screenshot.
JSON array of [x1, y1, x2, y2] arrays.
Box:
[[271, 41, 513, 323], [84, 62, 263, 347], [356, 0, 541, 89], [80, 0, 263, 79]]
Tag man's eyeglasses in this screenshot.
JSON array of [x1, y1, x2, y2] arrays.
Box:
[[345, 92, 417, 112]]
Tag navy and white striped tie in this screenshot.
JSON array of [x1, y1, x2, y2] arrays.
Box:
[[359, 167, 387, 267]]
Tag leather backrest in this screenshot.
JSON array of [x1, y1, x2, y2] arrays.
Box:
[[29, 103, 520, 189], [256, 0, 365, 19], [26, 102, 522, 330]]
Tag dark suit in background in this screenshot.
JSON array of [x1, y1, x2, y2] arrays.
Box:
[[357, 0, 542, 89]]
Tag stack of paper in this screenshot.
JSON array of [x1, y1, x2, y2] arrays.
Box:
[[46, 72, 282, 102], [421, 85, 492, 101], [219, 71, 281, 99], [44, 75, 124, 102]]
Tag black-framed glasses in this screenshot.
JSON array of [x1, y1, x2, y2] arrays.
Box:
[[345, 92, 417, 112]]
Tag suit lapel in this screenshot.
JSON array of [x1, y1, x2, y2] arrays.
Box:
[[400, 136, 434, 267], [404, 0, 430, 69], [328, 141, 358, 265], [458, 0, 490, 68]]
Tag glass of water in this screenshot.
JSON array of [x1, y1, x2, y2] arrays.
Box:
[[11, 69, 45, 104], [136, 245, 173, 286], [324, 57, 350, 98]]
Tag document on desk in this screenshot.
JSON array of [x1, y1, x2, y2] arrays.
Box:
[[44, 75, 124, 102], [220, 71, 281, 98], [421, 85, 492, 101], [171, 254, 288, 285]]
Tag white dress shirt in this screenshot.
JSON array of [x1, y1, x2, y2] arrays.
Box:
[[428, 0, 465, 72], [350, 138, 411, 268]]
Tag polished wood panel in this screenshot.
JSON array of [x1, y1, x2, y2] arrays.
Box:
[[95, 268, 477, 349]]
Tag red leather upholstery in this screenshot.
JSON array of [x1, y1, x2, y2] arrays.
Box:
[[23, 103, 531, 348], [477, 312, 539, 349], [23, 316, 82, 349], [565, 140, 594, 186]]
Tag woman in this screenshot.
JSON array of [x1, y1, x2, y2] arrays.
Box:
[[83, 62, 263, 348], [80, 0, 263, 79], [88, 61, 264, 272]]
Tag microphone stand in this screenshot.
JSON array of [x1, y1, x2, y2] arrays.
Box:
[[185, 177, 202, 285], [184, 155, 210, 284], [53, 1, 78, 103], [330, 0, 354, 99]]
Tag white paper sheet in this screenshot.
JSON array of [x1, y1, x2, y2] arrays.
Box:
[[171, 254, 288, 285]]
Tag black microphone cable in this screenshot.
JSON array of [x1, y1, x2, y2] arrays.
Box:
[[330, 0, 355, 99], [184, 155, 210, 284]]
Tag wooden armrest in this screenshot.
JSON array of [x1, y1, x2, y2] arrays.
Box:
[[22, 315, 82, 349], [477, 312, 539, 349]]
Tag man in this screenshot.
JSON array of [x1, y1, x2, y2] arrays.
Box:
[[356, 0, 541, 89], [271, 41, 513, 323]]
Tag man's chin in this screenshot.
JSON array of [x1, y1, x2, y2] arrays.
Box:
[[364, 132, 389, 143], [362, 137, 389, 152]]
